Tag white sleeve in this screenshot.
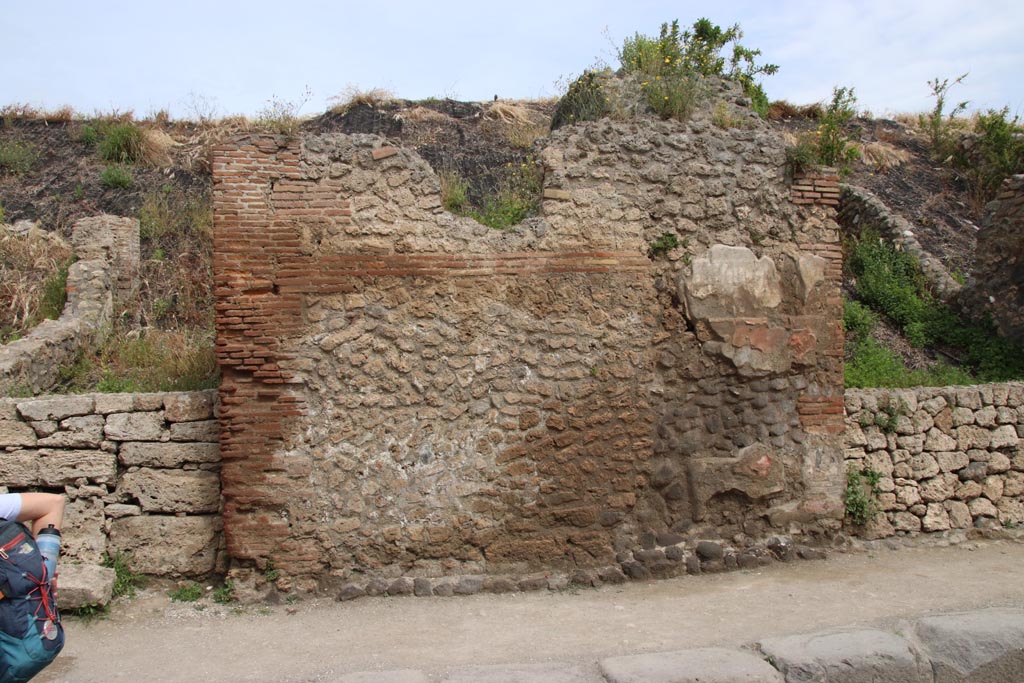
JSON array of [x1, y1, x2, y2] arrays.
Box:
[[0, 493, 22, 521]]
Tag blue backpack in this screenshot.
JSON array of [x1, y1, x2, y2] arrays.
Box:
[[0, 520, 64, 682]]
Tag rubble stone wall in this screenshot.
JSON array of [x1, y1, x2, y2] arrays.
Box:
[[0, 390, 223, 577], [844, 384, 1024, 537], [212, 96, 846, 593], [957, 174, 1024, 340], [0, 214, 140, 395]]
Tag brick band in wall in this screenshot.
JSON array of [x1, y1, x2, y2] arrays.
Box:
[[792, 168, 840, 207]]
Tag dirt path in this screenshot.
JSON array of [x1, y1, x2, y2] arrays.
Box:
[[38, 539, 1024, 683]]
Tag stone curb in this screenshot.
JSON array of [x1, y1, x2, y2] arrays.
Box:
[[329, 608, 1024, 683]]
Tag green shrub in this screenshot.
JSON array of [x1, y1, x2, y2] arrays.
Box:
[[100, 164, 133, 188], [170, 582, 203, 602], [958, 107, 1024, 203], [0, 201, 5, 224], [842, 299, 877, 342], [0, 141, 39, 175], [98, 123, 144, 163], [845, 465, 882, 526], [921, 73, 969, 160], [643, 71, 702, 121], [816, 87, 860, 171], [550, 70, 610, 130]]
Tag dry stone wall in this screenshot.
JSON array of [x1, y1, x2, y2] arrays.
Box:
[[0, 390, 223, 578], [212, 91, 846, 593], [0, 214, 140, 395], [845, 384, 1024, 538], [957, 174, 1024, 340]]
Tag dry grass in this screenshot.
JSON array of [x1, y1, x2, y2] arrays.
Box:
[[328, 86, 395, 115], [0, 227, 73, 340], [0, 103, 77, 123], [481, 102, 549, 149], [401, 106, 452, 123], [857, 140, 913, 172]]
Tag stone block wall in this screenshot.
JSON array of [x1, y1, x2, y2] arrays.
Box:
[[957, 174, 1024, 340], [212, 96, 846, 592], [844, 384, 1024, 537], [0, 390, 223, 577]]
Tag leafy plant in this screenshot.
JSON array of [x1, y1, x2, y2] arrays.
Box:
[[212, 580, 235, 604], [921, 73, 969, 160], [0, 141, 39, 175], [816, 87, 860, 170], [845, 465, 882, 526], [77, 124, 100, 147], [842, 299, 877, 342], [98, 123, 145, 164], [100, 164, 133, 188], [551, 70, 610, 130], [103, 551, 144, 599], [648, 232, 680, 258], [956, 107, 1024, 204], [169, 581, 203, 602]]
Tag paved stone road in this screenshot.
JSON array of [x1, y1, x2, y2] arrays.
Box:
[[37, 538, 1024, 682]]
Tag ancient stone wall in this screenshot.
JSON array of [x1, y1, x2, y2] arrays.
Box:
[[212, 101, 845, 592], [0, 214, 140, 395], [838, 185, 963, 303], [0, 391, 223, 578], [844, 384, 1024, 538], [957, 174, 1024, 340]]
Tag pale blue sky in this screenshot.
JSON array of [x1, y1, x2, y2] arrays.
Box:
[[4, 0, 1023, 120]]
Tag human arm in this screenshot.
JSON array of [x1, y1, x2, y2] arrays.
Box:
[[15, 493, 65, 537]]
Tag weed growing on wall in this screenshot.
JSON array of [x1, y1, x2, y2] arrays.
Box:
[[474, 159, 543, 229], [255, 86, 312, 137], [647, 232, 680, 258], [103, 551, 144, 599], [550, 70, 610, 130], [844, 465, 882, 526], [0, 229, 73, 342]]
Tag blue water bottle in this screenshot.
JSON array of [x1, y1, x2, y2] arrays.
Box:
[[36, 525, 61, 583]]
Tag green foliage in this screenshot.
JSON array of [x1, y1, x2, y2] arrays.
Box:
[[619, 18, 777, 122], [100, 164, 133, 188], [212, 580, 235, 604], [472, 158, 543, 230], [97, 123, 144, 164], [957, 107, 1024, 203], [263, 559, 281, 582], [439, 169, 470, 213], [842, 299, 877, 342], [56, 326, 218, 394], [77, 124, 100, 147], [785, 87, 860, 174], [103, 551, 144, 599], [846, 228, 1024, 384], [551, 70, 610, 130], [642, 71, 702, 121], [648, 232, 680, 258], [169, 582, 203, 602], [66, 602, 109, 622], [0, 140, 39, 175], [0, 201, 5, 224], [816, 87, 860, 170], [38, 263, 69, 320], [845, 465, 882, 526], [921, 73, 969, 160]]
